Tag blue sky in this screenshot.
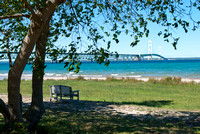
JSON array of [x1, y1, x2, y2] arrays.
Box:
[[108, 24, 200, 58], [76, 22, 200, 58], [58, 22, 200, 58]]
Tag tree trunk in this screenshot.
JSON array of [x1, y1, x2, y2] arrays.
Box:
[[7, 19, 43, 126], [4, 0, 66, 129], [23, 20, 50, 130]]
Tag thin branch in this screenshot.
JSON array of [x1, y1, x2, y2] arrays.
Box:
[[0, 30, 13, 67], [42, 0, 47, 3], [36, 0, 40, 10], [6, 37, 13, 68], [0, 14, 30, 19], [22, 0, 38, 19]]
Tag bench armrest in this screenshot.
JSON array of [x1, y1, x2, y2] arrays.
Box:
[[72, 90, 79, 93]]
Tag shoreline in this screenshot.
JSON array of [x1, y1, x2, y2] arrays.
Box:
[[20, 76, 200, 83], [43, 76, 200, 83], [41, 75, 200, 83], [1, 75, 200, 83]]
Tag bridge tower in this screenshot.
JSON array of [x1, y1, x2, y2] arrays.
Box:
[[148, 40, 152, 60]]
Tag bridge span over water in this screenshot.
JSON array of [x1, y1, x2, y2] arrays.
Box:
[[0, 52, 168, 61], [112, 53, 168, 61]]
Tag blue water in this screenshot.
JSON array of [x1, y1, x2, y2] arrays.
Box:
[[0, 59, 200, 79]]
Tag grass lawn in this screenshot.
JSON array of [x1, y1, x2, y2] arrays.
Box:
[[1, 78, 199, 110], [0, 78, 200, 133]]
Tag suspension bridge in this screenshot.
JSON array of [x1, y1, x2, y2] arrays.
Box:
[[0, 52, 168, 62]]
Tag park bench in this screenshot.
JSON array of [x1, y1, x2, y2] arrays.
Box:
[[50, 85, 79, 102]]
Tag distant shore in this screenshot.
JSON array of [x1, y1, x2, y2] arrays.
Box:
[[5, 75, 196, 83], [1, 75, 200, 83], [46, 76, 200, 83]]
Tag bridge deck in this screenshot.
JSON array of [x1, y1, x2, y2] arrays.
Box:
[[0, 52, 168, 61]]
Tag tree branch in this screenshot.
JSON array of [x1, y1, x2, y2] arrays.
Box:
[[6, 36, 12, 68], [0, 14, 30, 19], [22, 0, 38, 19], [36, 0, 40, 10], [0, 30, 13, 67], [40, 0, 66, 22]]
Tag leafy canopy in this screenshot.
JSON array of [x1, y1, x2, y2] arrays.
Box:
[[0, 0, 199, 72]]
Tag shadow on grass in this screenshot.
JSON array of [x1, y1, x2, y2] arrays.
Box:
[[118, 100, 173, 107], [0, 100, 199, 133], [35, 100, 200, 134]]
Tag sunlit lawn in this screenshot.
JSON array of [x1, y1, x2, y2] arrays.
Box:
[[1, 78, 199, 110]]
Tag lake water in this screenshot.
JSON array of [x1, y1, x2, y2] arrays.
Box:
[[0, 59, 200, 80]]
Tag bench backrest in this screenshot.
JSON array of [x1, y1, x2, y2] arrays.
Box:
[[50, 85, 72, 95]]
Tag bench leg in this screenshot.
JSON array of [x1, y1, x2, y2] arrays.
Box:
[[77, 95, 79, 101], [77, 92, 79, 101], [70, 95, 73, 101], [55, 95, 58, 101], [50, 95, 52, 102]]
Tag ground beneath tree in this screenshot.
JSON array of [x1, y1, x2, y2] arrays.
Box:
[[0, 94, 200, 133]]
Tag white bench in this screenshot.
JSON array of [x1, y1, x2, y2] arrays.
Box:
[[50, 85, 79, 101]]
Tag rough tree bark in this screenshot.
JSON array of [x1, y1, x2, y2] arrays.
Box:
[[23, 19, 50, 130], [8, 18, 43, 125], [0, 0, 66, 130]]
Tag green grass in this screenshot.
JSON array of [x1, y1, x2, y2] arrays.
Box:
[[0, 78, 200, 133], [48, 78, 200, 110], [0, 78, 200, 110]]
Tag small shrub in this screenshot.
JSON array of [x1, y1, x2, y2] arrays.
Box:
[[75, 76, 86, 81], [165, 76, 173, 82], [125, 77, 141, 83], [106, 77, 120, 81], [173, 77, 182, 84], [148, 78, 158, 84], [160, 76, 182, 85], [160, 77, 171, 84]]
